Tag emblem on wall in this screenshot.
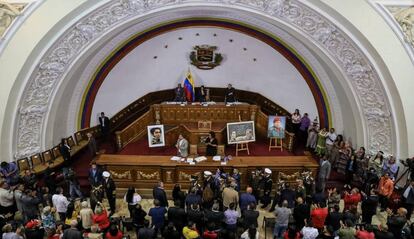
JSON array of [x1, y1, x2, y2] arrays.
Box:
[[189, 45, 223, 70]]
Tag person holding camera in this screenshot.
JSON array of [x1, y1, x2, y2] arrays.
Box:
[[402, 180, 414, 219], [386, 207, 408, 238]]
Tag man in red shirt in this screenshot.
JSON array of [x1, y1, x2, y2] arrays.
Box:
[[344, 187, 362, 211], [310, 201, 328, 231]]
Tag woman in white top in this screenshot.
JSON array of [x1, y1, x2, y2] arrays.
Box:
[[79, 201, 94, 230], [124, 187, 142, 216]]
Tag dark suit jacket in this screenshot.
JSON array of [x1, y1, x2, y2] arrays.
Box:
[[242, 209, 259, 228], [224, 87, 236, 103], [361, 195, 379, 215], [153, 187, 168, 207], [99, 116, 110, 133], [88, 167, 103, 187], [326, 211, 342, 231], [403, 186, 414, 205], [102, 178, 116, 198], [187, 209, 204, 226], [280, 189, 296, 208], [204, 210, 224, 230], [293, 203, 310, 228], [59, 144, 71, 161], [387, 215, 407, 238], [168, 206, 187, 229]]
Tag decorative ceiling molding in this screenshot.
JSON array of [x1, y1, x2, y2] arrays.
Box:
[[370, 0, 414, 64], [0, 0, 43, 55], [14, 0, 393, 158], [67, 15, 342, 136]]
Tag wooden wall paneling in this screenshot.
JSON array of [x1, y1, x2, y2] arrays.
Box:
[[201, 109, 208, 120], [188, 109, 196, 121], [162, 166, 176, 185], [108, 166, 135, 182], [135, 167, 162, 187]]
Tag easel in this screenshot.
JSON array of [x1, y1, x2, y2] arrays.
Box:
[[236, 142, 249, 156], [269, 137, 283, 151]]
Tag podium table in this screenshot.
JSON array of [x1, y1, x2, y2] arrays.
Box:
[[96, 154, 319, 190]]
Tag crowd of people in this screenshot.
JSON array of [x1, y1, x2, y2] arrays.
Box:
[[0, 104, 413, 239]]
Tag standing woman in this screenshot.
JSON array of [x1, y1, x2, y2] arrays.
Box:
[[291, 109, 302, 136], [306, 118, 319, 150], [329, 134, 344, 168], [59, 138, 71, 162], [205, 131, 218, 156], [124, 187, 142, 217], [315, 128, 328, 156], [172, 184, 186, 208]]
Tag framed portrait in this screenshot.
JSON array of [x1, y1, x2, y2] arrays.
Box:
[[267, 116, 286, 139], [147, 125, 165, 147], [226, 121, 256, 144]]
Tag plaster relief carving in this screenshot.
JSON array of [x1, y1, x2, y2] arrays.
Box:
[[393, 7, 414, 46], [15, 0, 393, 157], [0, 1, 24, 38]]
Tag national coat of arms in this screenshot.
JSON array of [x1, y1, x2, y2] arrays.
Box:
[[189, 45, 223, 70]]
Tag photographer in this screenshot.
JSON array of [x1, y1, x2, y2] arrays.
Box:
[[386, 207, 407, 238], [402, 180, 414, 219], [403, 157, 414, 181]]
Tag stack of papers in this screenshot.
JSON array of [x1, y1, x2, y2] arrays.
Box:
[[212, 156, 221, 161], [186, 158, 194, 163], [170, 156, 181, 161], [195, 156, 207, 163]]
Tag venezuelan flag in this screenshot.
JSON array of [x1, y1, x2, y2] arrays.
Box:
[[183, 70, 195, 102]]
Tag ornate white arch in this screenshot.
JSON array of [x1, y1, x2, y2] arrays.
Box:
[[13, 0, 395, 158]]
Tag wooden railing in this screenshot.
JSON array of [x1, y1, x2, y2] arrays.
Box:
[[98, 88, 291, 132], [105, 89, 174, 132], [116, 103, 296, 152], [115, 110, 153, 151]]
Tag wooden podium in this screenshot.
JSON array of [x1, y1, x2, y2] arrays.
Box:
[[269, 137, 283, 151], [236, 142, 250, 156]]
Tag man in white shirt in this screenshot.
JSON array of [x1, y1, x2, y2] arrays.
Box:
[[325, 128, 337, 157], [0, 181, 14, 215], [301, 220, 319, 239], [52, 187, 69, 220]]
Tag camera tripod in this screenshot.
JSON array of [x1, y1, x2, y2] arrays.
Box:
[[395, 166, 412, 189]]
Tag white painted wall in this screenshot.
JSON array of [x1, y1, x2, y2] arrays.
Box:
[[0, 0, 412, 161], [92, 27, 319, 125], [318, 0, 414, 157]]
